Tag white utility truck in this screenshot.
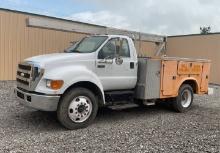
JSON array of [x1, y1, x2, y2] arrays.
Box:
[[15, 35, 211, 129]]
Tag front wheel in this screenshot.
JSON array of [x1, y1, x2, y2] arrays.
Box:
[[172, 84, 194, 112], [57, 87, 98, 130]]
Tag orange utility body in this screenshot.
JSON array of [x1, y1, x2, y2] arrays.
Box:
[[159, 57, 211, 99]]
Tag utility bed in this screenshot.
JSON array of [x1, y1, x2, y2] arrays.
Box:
[[135, 57, 211, 100]]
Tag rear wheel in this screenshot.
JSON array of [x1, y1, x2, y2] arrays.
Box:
[[57, 87, 98, 130], [172, 84, 194, 112]]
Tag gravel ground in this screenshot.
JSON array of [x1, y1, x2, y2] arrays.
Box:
[[0, 81, 219, 153]]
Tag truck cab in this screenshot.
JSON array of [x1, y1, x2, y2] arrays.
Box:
[[15, 35, 211, 130], [94, 35, 138, 91]]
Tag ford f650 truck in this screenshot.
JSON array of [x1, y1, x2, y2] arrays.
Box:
[[15, 35, 211, 129]]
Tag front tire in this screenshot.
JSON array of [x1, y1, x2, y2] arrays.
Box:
[[172, 84, 194, 112], [57, 87, 98, 130]]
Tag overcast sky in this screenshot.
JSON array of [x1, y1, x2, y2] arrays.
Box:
[[1, 0, 220, 35]]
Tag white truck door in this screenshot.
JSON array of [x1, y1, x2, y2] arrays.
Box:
[[96, 37, 137, 91]]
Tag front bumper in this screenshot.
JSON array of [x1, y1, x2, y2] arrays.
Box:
[[14, 87, 60, 111]]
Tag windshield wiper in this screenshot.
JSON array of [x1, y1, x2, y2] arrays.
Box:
[[64, 49, 81, 53], [72, 50, 81, 53]]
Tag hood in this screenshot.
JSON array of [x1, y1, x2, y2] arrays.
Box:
[[25, 53, 95, 67]]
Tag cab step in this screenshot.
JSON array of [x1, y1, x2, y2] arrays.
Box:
[[104, 90, 134, 106], [143, 100, 156, 106]]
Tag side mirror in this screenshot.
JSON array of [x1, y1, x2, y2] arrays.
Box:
[[105, 57, 114, 64], [115, 39, 123, 65], [116, 45, 120, 54], [116, 39, 121, 54], [98, 56, 113, 64]]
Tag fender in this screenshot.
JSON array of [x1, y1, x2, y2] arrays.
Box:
[[35, 65, 105, 103], [177, 77, 200, 93]]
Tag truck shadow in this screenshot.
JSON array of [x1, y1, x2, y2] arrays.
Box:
[[15, 110, 61, 131], [94, 103, 174, 122], [15, 102, 197, 131]]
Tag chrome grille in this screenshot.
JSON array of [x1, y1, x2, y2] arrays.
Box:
[[17, 71, 31, 78], [18, 64, 32, 71], [16, 62, 44, 91], [17, 63, 33, 87]]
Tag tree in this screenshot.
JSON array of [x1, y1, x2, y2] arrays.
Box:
[[200, 26, 211, 34]]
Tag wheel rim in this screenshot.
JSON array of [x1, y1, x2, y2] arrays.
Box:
[[68, 96, 93, 123], [181, 89, 192, 108]]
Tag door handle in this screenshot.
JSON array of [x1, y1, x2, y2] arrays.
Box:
[[130, 62, 134, 69]]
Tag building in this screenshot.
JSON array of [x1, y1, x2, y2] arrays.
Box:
[[0, 8, 219, 85], [0, 8, 164, 80], [167, 34, 220, 85]]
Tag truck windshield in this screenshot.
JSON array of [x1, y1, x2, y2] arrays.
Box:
[[65, 36, 108, 53]]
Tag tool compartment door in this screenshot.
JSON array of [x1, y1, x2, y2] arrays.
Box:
[[200, 63, 211, 92], [178, 61, 203, 75], [162, 60, 178, 96]]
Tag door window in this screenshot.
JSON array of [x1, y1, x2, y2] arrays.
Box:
[[98, 38, 117, 59], [119, 39, 130, 57], [98, 38, 130, 59]]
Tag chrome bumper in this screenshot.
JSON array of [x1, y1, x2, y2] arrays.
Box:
[[14, 88, 60, 111]]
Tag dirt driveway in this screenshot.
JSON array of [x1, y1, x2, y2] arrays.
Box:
[[0, 82, 219, 153]]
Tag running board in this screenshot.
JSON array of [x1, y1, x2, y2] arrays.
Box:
[[104, 90, 134, 106], [143, 100, 156, 106]]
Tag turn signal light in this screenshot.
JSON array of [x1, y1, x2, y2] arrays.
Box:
[[46, 80, 64, 90]]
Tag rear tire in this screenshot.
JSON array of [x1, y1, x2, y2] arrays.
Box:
[[57, 87, 98, 130], [172, 84, 194, 112]]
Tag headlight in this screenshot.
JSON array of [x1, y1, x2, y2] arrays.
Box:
[[46, 80, 64, 90]]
